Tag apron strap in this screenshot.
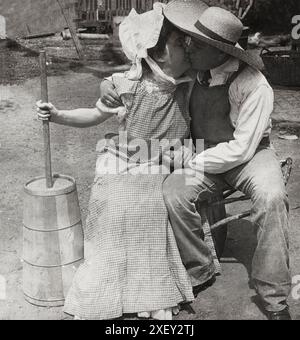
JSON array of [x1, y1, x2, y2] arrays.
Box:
[[197, 62, 248, 88], [226, 62, 248, 87]]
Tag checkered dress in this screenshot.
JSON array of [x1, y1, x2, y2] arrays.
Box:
[[64, 76, 195, 320]]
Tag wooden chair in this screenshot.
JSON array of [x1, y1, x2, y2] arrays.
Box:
[[197, 158, 293, 260]]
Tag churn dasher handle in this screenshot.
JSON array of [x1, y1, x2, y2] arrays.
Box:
[[39, 51, 53, 188]]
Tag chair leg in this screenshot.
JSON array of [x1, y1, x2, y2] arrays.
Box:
[[199, 205, 222, 273]]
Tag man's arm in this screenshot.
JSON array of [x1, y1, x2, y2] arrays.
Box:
[[100, 78, 123, 108], [189, 84, 274, 174]]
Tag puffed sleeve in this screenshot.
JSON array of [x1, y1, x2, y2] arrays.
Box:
[[111, 73, 138, 109]]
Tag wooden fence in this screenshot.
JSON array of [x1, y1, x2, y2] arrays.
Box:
[[76, 0, 170, 23], [76, 0, 254, 27]]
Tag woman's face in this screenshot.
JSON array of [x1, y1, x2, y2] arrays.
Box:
[[161, 31, 191, 78]]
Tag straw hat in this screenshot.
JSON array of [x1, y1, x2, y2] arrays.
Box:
[[164, 0, 263, 70]]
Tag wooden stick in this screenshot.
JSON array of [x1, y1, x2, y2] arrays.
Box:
[[40, 51, 54, 189], [56, 0, 84, 60], [23, 32, 56, 40], [210, 211, 251, 231]]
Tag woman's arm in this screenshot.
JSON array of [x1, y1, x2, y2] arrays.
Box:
[[36, 101, 120, 128], [50, 108, 113, 128]]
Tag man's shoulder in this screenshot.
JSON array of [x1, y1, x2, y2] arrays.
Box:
[[230, 65, 273, 99]]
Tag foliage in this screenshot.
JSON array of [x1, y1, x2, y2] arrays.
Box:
[[246, 0, 300, 33], [204, 0, 300, 33]]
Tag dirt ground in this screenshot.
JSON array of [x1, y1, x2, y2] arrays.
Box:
[[1, 39, 300, 320]]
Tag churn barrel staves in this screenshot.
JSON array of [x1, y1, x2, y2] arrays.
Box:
[[22, 51, 84, 307]]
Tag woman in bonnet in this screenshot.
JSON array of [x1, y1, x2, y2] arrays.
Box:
[[37, 3, 195, 320]]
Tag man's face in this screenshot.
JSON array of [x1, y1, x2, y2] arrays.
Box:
[[186, 37, 230, 71], [162, 31, 191, 78]]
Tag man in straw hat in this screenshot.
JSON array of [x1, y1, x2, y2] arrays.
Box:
[[162, 0, 291, 320], [100, 0, 291, 320]]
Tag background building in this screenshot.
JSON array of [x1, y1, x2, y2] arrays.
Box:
[[1, 1, 297, 38], [0, 0, 77, 38]]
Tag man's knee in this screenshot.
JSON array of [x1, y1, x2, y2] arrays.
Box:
[[253, 185, 288, 209], [163, 172, 204, 211]]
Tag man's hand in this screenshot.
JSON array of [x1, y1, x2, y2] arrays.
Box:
[[173, 145, 194, 169], [100, 80, 122, 108], [162, 145, 194, 170]]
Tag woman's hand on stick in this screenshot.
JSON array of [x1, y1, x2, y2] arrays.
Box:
[[36, 100, 59, 121]]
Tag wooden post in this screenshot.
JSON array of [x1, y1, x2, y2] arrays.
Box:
[[40, 51, 54, 189], [56, 0, 85, 60]]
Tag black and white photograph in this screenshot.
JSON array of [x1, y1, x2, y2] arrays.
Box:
[[0, 0, 300, 323]]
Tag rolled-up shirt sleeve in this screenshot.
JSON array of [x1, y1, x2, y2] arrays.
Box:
[[189, 84, 274, 174]]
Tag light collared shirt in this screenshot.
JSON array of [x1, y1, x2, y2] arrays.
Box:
[[189, 57, 273, 174]]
